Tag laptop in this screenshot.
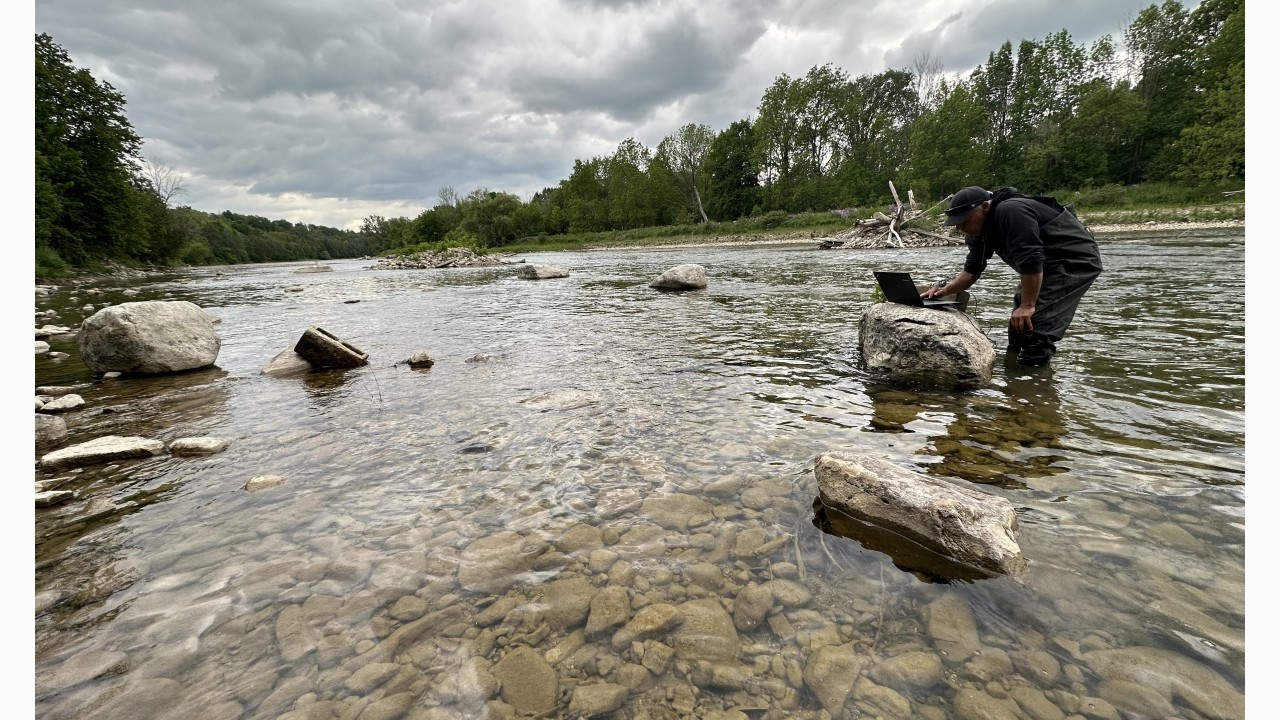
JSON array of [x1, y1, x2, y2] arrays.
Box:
[[874, 271, 960, 308]]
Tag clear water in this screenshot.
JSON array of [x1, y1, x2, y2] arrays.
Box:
[[34, 232, 1245, 719]]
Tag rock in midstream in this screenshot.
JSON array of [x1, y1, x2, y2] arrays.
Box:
[[491, 646, 558, 715], [924, 592, 982, 664]]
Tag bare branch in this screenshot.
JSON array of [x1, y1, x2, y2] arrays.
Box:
[[142, 158, 188, 207]]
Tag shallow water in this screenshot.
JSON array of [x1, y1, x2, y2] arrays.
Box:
[[34, 231, 1245, 719]]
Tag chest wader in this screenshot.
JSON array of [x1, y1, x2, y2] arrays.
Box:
[[1008, 204, 1103, 366]]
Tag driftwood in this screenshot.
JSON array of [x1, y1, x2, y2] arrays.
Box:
[[819, 182, 964, 250]]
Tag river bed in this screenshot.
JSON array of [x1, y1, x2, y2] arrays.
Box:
[[34, 230, 1245, 719]]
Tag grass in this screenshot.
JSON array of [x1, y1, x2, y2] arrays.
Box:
[[495, 210, 861, 253]]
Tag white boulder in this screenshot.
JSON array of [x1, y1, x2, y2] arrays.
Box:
[[78, 301, 220, 374]]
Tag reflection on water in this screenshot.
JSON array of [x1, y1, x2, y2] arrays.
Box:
[[34, 237, 1245, 719]]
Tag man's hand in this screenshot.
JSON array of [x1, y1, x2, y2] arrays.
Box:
[[1011, 305, 1035, 332], [921, 283, 948, 299]]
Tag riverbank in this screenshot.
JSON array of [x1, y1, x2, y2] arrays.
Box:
[[576, 218, 1244, 252]]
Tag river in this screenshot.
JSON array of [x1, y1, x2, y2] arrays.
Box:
[[34, 230, 1246, 719]]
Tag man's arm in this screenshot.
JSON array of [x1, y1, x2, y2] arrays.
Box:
[[921, 271, 978, 299], [1011, 272, 1043, 332]]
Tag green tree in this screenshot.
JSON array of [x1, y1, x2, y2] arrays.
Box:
[[704, 120, 759, 221], [656, 123, 714, 223], [905, 82, 988, 200], [36, 33, 148, 265]]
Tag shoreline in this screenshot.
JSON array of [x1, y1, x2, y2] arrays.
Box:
[[580, 219, 1244, 252]]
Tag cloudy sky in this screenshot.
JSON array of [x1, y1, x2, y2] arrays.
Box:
[[32, 0, 1209, 230]]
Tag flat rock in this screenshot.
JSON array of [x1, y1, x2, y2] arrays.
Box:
[[168, 436, 232, 456], [246, 475, 286, 492], [40, 435, 166, 471], [1082, 646, 1243, 720], [568, 683, 629, 717], [814, 451, 1026, 578]]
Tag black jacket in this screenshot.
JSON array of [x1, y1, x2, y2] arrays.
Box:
[[963, 187, 1095, 278]]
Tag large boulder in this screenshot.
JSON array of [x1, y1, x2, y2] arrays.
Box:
[[35, 414, 68, 450], [858, 303, 994, 389], [649, 264, 708, 291], [79, 301, 220, 374], [814, 451, 1027, 578]]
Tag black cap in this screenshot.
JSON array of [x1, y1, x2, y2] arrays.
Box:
[[944, 187, 991, 226]]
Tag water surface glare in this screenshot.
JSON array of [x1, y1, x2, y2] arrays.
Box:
[[35, 232, 1245, 719]]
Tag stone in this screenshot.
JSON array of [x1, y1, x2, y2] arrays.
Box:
[[568, 683, 629, 717], [404, 352, 434, 369], [610, 603, 682, 651], [457, 531, 546, 595], [79, 300, 221, 374], [246, 475, 286, 492], [1142, 597, 1244, 663], [275, 605, 319, 662], [40, 435, 165, 471], [953, 687, 1022, 720], [1082, 646, 1244, 720], [492, 647, 557, 715], [1011, 649, 1062, 688], [557, 523, 605, 554], [168, 437, 232, 456], [293, 326, 368, 369], [649, 263, 708, 291], [852, 676, 912, 719], [640, 492, 710, 531], [36, 649, 128, 698], [517, 264, 570, 280], [36, 340, 50, 354], [36, 490, 75, 507], [870, 650, 944, 692], [295, 264, 333, 273], [262, 348, 313, 377], [39, 394, 85, 413], [671, 599, 740, 663], [1009, 686, 1067, 720], [814, 452, 1027, 578], [541, 577, 596, 631], [732, 583, 774, 632], [803, 644, 864, 714], [35, 414, 68, 449], [924, 592, 982, 664], [858, 302, 996, 389], [585, 585, 630, 637]]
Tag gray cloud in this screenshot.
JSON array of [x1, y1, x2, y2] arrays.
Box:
[[35, 0, 1184, 228]]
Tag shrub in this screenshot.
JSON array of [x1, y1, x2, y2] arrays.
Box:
[[760, 210, 790, 229]]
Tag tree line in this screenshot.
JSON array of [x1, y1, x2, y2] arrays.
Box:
[[35, 0, 1242, 274]]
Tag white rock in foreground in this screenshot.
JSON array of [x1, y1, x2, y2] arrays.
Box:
[[40, 435, 166, 471], [78, 300, 221, 374], [649, 264, 708, 291], [814, 451, 1027, 577]]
